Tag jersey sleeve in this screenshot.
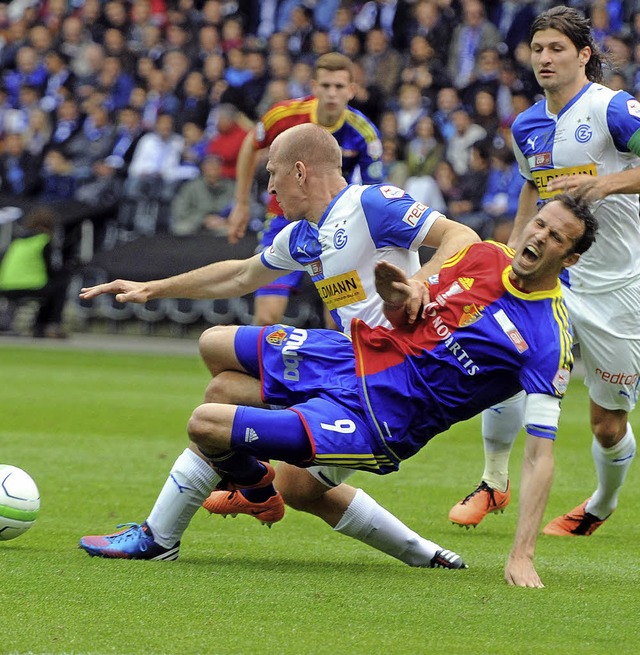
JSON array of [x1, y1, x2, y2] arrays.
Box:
[[345, 109, 385, 184], [606, 91, 640, 155], [359, 185, 443, 251], [260, 222, 305, 272]]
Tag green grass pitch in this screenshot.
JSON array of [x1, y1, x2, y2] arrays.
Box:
[[0, 342, 638, 655]]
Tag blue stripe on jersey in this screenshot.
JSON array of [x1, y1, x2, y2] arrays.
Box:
[[359, 185, 437, 250], [606, 90, 640, 153]]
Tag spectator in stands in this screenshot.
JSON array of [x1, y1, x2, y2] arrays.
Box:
[[127, 0, 158, 55], [49, 96, 81, 147], [460, 46, 501, 107], [103, 27, 138, 76], [165, 20, 198, 64], [221, 15, 245, 53], [140, 23, 166, 63], [41, 49, 75, 114], [432, 86, 461, 143], [360, 28, 403, 96], [24, 107, 52, 158], [0, 132, 42, 200], [328, 5, 355, 50], [74, 105, 145, 211], [28, 24, 55, 60], [240, 48, 269, 112], [433, 143, 489, 237], [482, 145, 524, 244], [170, 155, 235, 236], [141, 67, 180, 129], [401, 115, 446, 213], [288, 61, 313, 98], [60, 102, 117, 184], [394, 82, 429, 141], [162, 50, 191, 97], [313, 0, 342, 32], [349, 60, 385, 128], [446, 106, 487, 176], [0, 207, 70, 339], [3, 45, 47, 108], [447, 0, 501, 90], [400, 34, 451, 107], [118, 112, 186, 235], [284, 5, 314, 59], [177, 121, 208, 178], [405, 114, 444, 179], [206, 103, 250, 180], [96, 56, 136, 112], [353, 0, 412, 52], [471, 87, 500, 141], [224, 47, 253, 88], [194, 24, 222, 69], [77, 0, 105, 44], [59, 14, 94, 68], [12, 83, 41, 134], [176, 70, 210, 130], [339, 32, 362, 62], [381, 136, 409, 188], [40, 147, 76, 201], [255, 78, 290, 118], [0, 18, 28, 71], [604, 33, 635, 90], [410, 0, 452, 64]]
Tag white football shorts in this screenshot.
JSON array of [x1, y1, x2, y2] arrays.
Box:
[[564, 284, 640, 412]]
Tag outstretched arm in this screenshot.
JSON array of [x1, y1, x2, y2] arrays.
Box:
[[505, 433, 554, 588], [79, 254, 283, 303]]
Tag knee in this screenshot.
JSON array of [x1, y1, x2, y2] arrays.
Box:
[[276, 465, 326, 512], [204, 373, 234, 404], [199, 325, 233, 371], [591, 412, 628, 448], [187, 405, 212, 449]]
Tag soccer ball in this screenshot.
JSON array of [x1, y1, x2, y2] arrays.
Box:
[[0, 465, 40, 541]]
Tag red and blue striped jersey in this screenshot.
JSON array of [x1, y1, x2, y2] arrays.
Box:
[[351, 241, 573, 462]]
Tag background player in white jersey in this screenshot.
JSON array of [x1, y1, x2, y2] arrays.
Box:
[[448, 6, 639, 535], [79, 124, 479, 569]]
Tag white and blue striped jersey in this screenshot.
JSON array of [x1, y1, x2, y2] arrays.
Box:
[[511, 83, 640, 293], [261, 184, 443, 334]]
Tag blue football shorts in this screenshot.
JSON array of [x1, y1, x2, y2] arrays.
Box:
[[233, 325, 399, 474]]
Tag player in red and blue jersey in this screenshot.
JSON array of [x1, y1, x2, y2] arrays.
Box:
[[227, 52, 384, 326]]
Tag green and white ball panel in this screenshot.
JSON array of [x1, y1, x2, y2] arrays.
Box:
[[0, 464, 40, 541]]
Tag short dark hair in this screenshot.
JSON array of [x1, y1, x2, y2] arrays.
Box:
[[543, 193, 598, 255], [530, 7, 606, 84]]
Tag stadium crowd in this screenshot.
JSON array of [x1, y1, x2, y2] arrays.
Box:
[[0, 0, 638, 337]]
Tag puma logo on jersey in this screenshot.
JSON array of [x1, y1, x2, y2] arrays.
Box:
[[527, 136, 538, 150]]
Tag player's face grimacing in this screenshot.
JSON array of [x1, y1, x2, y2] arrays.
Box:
[[511, 200, 583, 289]]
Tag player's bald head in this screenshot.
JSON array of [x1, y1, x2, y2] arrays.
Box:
[[270, 123, 342, 173]]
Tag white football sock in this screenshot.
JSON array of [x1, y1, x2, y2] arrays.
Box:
[[147, 448, 221, 548], [333, 489, 443, 567], [586, 424, 636, 520], [480, 391, 525, 492]]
